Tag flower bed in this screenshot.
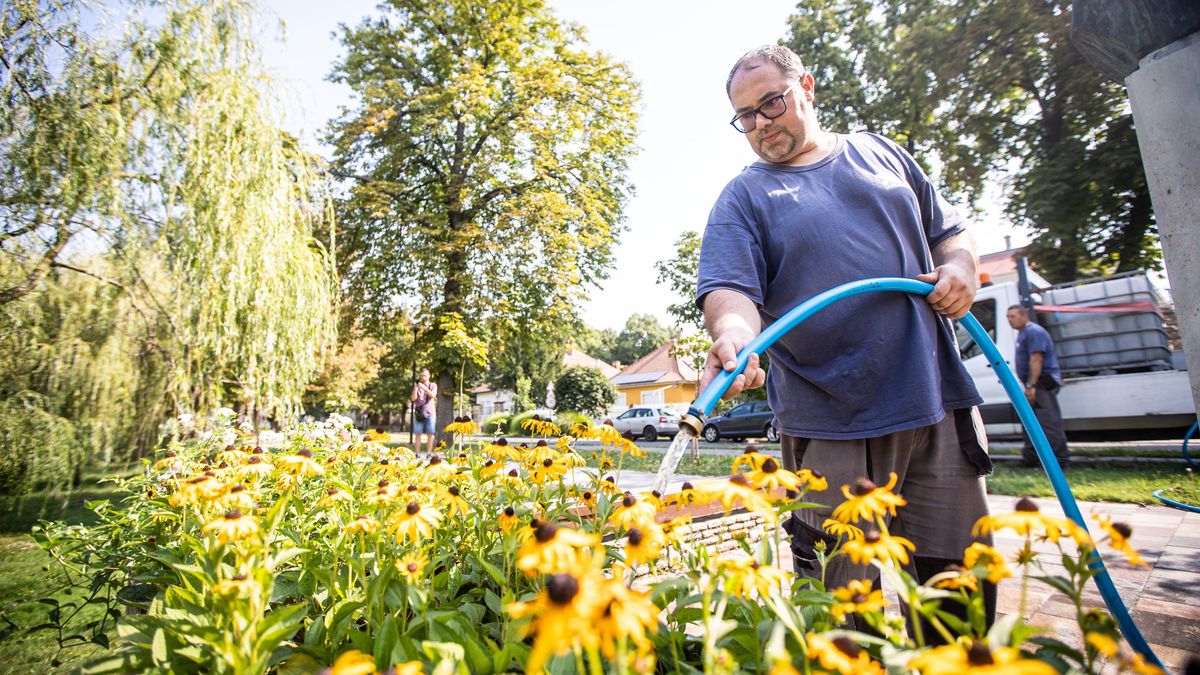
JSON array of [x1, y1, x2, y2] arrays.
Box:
[[30, 413, 1161, 674]]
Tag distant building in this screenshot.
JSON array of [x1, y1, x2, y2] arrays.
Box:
[[469, 345, 617, 419], [608, 339, 699, 414]]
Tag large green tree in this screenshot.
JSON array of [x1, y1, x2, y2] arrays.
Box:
[[609, 313, 673, 367], [784, 0, 1157, 281], [328, 0, 639, 441], [654, 231, 704, 331]]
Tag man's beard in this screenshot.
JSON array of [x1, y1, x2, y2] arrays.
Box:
[[757, 129, 796, 162]]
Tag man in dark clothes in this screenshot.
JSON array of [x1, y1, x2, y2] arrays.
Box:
[[1007, 305, 1070, 468]]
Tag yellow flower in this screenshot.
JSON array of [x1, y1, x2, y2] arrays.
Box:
[[696, 476, 775, 520], [217, 483, 258, 511], [484, 438, 520, 461], [329, 649, 377, 675], [276, 449, 324, 477], [239, 455, 274, 479], [509, 563, 605, 673], [973, 497, 1084, 544], [201, 509, 259, 543], [1085, 631, 1119, 658], [524, 439, 559, 465], [745, 456, 807, 493], [805, 633, 885, 675], [908, 639, 1056, 675], [516, 521, 601, 577], [573, 488, 597, 511], [1126, 653, 1166, 675], [344, 515, 380, 535], [624, 523, 665, 567], [479, 459, 503, 479], [444, 416, 480, 436], [667, 481, 704, 509], [530, 457, 567, 484], [318, 487, 351, 508], [595, 579, 659, 658], [798, 468, 828, 492], [822, 518, 864, 540], [169, 474, 225, 506], [388, 502, 443, 542], [830, 473, 906, 524], [396, 551, 428, 582], [596, 474, 622, 496], [609, 493, 657, 530], [731, 446, 770, 474], [438, 485, 470, 518], [841, 526, 915, 566], [422, 455, 456, 482], [716, 558, 790, 599], [212, 574, 261, 599], [1092, 513, 1148, 568], [521, 416, 561, 437], [596, 454, 616, 471], [363, 428, 389, 443], [559, 447, 586, 468], [365, 481, 399, 507], [962, 542, 1013, 584], [931, 564, 979, 592], [499, 468, 526, 489], [830, 579, 887, 621], [659, 514, 692, 541], [498, 506, 520, 533]]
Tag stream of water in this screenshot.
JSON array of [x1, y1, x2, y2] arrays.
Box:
[[651, 427, 698, 495]]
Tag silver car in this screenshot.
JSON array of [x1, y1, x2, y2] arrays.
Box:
[[608, 406, 681, 442]]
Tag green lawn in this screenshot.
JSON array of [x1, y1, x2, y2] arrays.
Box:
[[0, 465, 138, 674]]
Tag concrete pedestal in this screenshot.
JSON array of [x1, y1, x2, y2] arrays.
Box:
[[1126, 34, 1200, 415]]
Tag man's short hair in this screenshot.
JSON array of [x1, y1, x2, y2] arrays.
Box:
[[1007, 304, 1027, 314], [726, 45, 806, 95]]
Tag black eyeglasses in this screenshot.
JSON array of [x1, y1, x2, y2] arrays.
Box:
[[729, 82, 798, 133]]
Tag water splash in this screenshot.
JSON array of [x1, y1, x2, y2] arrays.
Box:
[[652, 427, 698, 494]]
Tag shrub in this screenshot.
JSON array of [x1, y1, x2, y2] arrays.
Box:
[[506, 410, 543, 436], [481, 413, 509, 435], [553, 367, 617, 418], [554, 411, 590, 434]]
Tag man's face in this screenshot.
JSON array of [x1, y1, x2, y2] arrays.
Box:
[[419, 370, 430, 383], [728, 60, 816, 165], [1006, 309, 1027, 330]]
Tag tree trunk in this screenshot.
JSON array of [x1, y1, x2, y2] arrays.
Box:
[[435, 370, 454, 453]]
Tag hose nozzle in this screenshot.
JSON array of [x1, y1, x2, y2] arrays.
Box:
[[679, 409, 705, 438]]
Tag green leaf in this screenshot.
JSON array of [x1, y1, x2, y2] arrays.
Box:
[[374, 614, 400, 669], [151, 628, 168, 665]]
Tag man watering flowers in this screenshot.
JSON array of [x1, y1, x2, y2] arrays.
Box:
[[695, 44, 995, 631]]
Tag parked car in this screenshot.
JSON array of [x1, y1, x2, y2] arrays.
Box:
[[606, 405, 681, 442], [702, 400, 779, 443]]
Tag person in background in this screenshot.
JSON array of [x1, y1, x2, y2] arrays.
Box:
[[1006, 305, 1070, 468], [411, 368, 438, 454]]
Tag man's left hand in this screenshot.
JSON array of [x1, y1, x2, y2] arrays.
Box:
[[917, 264, 976, 319]]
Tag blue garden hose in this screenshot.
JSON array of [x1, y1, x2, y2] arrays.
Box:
[[685, 277, 1163, 669], [1152, 419, 1200, 513]]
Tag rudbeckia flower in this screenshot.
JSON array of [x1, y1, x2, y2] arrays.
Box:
[[623, 523, 665, 567], [327, 650, 377, 675], [659, 515, 692, 541], [438, 485, 470, 518], [422, 455, 456, 482], [696, 476, 774, 520], [609, 493, 657, 530], [1126, 652, 1166, 675], [169, 474, 225, 506], [521, 416, 561, 438], [276, 449, 324, 477], [212, 574, 261, 599], [972, 497, 1081, 544], [830, 473, 906, 524], [731, 446, 770, 474], [822, 518, 864, 540], [596, 475, 622, 496], [500, 468, 525, 490], [508, 565, 604, 674], [1093, 513, 1148, 568], [525, 440, 559, 465], [1085, 631, 1119, 658], [805, 633, 884, 675], [217, 483, 257, 511], [745, 457, 805, 492], [962, 542, 1012, 584], [716, 558, 790, 599], [667, 481, 704, 509], [841, 527, 915, 566], [444, 415, 480, 436], [318, 487, 351, 508], [484, 437, 520, 461], [498, 506, 520, 533], [830, 579, 887, 621], [530, 458, 566, 484], [596, 454, 616, 471], [516, 521, 601, 576], [571, 487, 597, 511], [558, 448, 586, 468], [344, 515, 381, 535], [930, 564, 979, 592], [595, 579, 659, 658], [908, 639, 1056, 675], [798, 468, 828, 492], [479, 459, 503, 479], [202, 509, 259, 543], [388, 501, 443, 542], [396, 551, 428, 582], [363, 428, 389, 443]]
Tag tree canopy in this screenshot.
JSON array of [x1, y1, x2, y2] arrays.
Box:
[[553, 367, 616, 418], [328, 0, 640, 439], [784, 0, 1157, 281]]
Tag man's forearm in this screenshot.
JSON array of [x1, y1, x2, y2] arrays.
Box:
[[932, 230, 979, 277], [1028, 353, 1044, 386], [703, 289, 761, 339]]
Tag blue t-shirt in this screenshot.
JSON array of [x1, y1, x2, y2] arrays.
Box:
[[696, 132, 981, 440], [1015, 322, 1061, 384]]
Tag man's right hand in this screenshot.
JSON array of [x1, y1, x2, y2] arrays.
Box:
[[699, 329, 766, 400]]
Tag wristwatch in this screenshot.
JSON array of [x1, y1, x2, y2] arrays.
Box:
[[1025, 382, 1037, 390]]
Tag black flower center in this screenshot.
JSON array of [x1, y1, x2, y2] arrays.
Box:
[[651, 490, 661, 499], [967, 640, 994, 666], [729, 473, 749, 486], [851, 478, 877, 496], [628, 528, 644, 546], [508, 469, 519, 478], [761, 458, 779, 473], [622, 495, 636, 508], [327, 488, 339, 496], [831, 636, 861, 657], [1015, 496, 1040, 512], [225, 509, 243, 520], [852, 593, 868, 604], [536, 440, 547, 447], [582, 491, 593, 500], [230, 484, 245, 493], [1112, 521, 1132, 539], [496, 438, 508, 446], [542, 458, 554, 468], [297, 450, 313, 458], [534, 522, 558, 543], [428, 455, 442, 465], [406, 502, 420, 515], [448, 486, 460, 497], [407, 563, 419, 573], [546, 573, 579, 605], [682, 482, 694, 490], [864, 529, 882, 543], [504, 506, 515, 517], [378, 479, 390, 487], [407, 484, 418, 492]]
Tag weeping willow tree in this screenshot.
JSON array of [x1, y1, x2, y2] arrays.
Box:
[[0, 0, 338, 489]]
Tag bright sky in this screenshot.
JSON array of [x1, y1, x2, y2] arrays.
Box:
[[259, 1, 1026, 331]]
